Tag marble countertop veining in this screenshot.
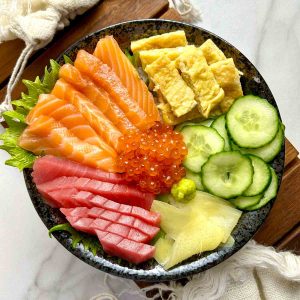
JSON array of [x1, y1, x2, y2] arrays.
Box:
[[1, 1, 300, 299]]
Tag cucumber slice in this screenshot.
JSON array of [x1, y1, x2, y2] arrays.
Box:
[[230, 194, 262, 209], [231, 125, 284, 162], [181, 125, 225, 173], [175, 119, 214, 131], [246, 167, 278, 210], [185, 170, 204, 190], [202, 151, 253, 199], [211, 115, 231, 151], [226, 95, 279, 148], [243, 155, 271, 196]]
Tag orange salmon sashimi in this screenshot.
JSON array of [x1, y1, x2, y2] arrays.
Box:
[[94, 36, 161, 122], [59, 64, 136, 134], [52, 79, 122, 151], [26, 94, 116, 157], [19, 130, 61, 157], [74, 50, 153, 130], [19, 115, 119, 172]]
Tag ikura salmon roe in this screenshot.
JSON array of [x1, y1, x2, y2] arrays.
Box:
[[117, 122, 187, 194]]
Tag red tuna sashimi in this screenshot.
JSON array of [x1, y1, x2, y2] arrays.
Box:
[[66, 216, 95, 234], [92, 219, 151, 243], [32, 155, 126, 185], [72, 191, 95, 207], [47, 188, 78, 207], [37, 176, 154, 210], [60, 207, 89, 220], [90, 195, 160, 225], [86, 206, 159, 239], [66, 216, 151, 243], [95, 230, 155, 264]]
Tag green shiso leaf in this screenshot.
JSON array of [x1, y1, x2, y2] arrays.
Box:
[[124, 48, 139, 68], [63, 55, 74, 65], [49, 223, 102, 256], [0, 113, 35, 170], [0, 56, 71, 170]]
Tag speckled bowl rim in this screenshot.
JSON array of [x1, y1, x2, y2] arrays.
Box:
[[24, 19, 285, 282]]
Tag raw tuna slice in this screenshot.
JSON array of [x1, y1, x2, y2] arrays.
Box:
[[72, 191, 94, 207], [32, 155, 126, 185], [47, 188, 78, 207], [60, 207, 89, 220], [85, 206, 159, 239], [91, 219, 150, 243], [66, 215, 151, 243], [37, 176, 154, 209], [66, 216, 95, 234], [95, 230, 155, 264], [61, 206, 159, 240], [90, 195, 160, 225]]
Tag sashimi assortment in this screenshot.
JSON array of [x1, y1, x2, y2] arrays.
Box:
[[0, 30, 284, 268]]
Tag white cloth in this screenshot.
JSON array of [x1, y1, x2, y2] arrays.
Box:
[[0, 0, 99, 118], [139, 240, 300, 300], [89, 240, 300, 300]]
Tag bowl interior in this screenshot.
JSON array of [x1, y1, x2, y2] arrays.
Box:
[[24, 19, 285, 281]]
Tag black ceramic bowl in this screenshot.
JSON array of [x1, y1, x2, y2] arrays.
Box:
[[24, 19, 285, 281]]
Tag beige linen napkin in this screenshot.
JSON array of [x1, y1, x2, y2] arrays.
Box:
[[140, 241, 300, 300]]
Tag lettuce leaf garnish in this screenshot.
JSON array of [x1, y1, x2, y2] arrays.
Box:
[[49, 223, 102, 256], [124, 48, 139, 68], [0, 56, 72, 170]]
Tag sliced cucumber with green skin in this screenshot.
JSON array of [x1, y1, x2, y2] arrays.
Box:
[[230, 194, 262, 210], [201, 151, 254, 199], [211, 115, 231, 151], [181, 125, 225, 173], [185, 170, 204, 190], [175, 119, 214, 131], [243, 155, 271, 196], [231, 125, 284, 162], [245, 167, 278, 211], [226, 95, 279, 148]]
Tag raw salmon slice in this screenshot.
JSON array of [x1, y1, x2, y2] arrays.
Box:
[[95, 230, 155, 264], [19, 130, 61, 157], [19, 116, 118, 172], [52, 79, 122, 151], [26, 94, 116, 156], [59, 64, 136, 134], [32, 155, 125, 185], [36, 176, 154, 209], [94, 36, 161, 122], [74, 50, 152, 130]]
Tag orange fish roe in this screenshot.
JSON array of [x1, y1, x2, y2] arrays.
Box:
[[117, 122, 187, 194]]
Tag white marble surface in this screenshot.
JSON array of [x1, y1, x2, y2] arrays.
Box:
[[1, 1, 300, 299]]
